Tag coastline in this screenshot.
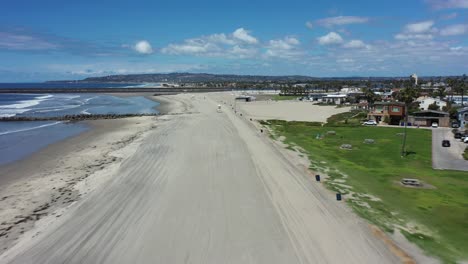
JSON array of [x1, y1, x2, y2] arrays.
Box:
[[0, 93, 173, 253], [0, 116, 160, 253]]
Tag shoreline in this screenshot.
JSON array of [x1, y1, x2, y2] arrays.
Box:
[[0, 92, 165, 171], [0, 116, 160, 253], [0, 92, 174, 253]]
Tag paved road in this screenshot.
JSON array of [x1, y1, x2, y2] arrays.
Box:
[[432, 128, 468, 171], [1, 95, 399, 264]]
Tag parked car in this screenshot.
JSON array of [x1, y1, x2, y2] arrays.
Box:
[[363, 120, 377, 126], [431, 123, 439, 128], [442, 140, 451, 147], [464, 137, 468, 143], [451, 122, 459, 128], [454, 133, 462, 139]]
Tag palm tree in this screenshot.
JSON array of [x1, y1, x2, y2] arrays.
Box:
[[446, 78, 455, 104], [461, 74, 466, 107], [396, 80, 420, 157]]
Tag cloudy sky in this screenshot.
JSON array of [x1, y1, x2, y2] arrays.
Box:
[[0, 0, 467, 82]]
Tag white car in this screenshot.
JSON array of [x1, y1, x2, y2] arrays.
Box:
[[363, 120, 377, 126], [431, 123, 438, 128]]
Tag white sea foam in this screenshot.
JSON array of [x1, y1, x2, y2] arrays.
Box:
[[0, 94, 53, 112], [0, 122, 62, 136]]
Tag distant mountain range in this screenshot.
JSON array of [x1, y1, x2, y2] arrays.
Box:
[[47, 72, 459, 83]]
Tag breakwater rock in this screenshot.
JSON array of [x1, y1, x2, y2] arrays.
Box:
[[0, 113, 159, 122]]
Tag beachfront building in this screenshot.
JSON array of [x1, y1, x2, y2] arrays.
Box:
[[416, 96, 447, 111], [368, 102, 405, 125], [449, 95, 468, 106], [321, 94, 347, 105], [457, 107, 468, 128], [409, 110, 450, 127]]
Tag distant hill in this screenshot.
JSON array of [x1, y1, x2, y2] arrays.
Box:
[[67, 73, 320, 83], [47, 72, 462, 83]]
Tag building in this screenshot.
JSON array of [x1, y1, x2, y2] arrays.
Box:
[[416, 96, 447, 111], [368, 102, 406, 125], [457, 107, 468, 128], [321, 94, 347, 104], [235, 95, 256, 102], [449, 95, 468, 106], [409, 110, 450, 127]]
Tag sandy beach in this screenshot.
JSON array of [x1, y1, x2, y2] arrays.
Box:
[[0, 92, 433, 263], [0, 93, 180, 253]]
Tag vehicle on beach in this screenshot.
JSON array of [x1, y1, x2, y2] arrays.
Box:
[[363, 120, 377, 126], [442, 140, 451, 147]]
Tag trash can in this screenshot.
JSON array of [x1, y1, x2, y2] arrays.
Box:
[[315, 175, 320, 182], [336, 193, 342, 201]]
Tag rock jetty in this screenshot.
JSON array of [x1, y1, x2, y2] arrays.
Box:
[[0, 113, 159, 122]]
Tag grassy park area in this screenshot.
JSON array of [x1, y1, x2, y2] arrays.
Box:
[[263, 119, 468, 263]]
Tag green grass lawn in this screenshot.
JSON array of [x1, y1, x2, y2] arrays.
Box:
[[264, 120, 468, 264]]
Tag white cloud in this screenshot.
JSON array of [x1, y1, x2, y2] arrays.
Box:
[[134, 40, 153, 54], [440, 24, 468, 36], [229, 45, 257, 58], [395, 21, 437, 40], [161, 39, 219, 55], [318, 32, 343, 45], [232, 28, 258, 44], [206, 33, 236, 45], [404, 20, 435, 33], [161, 28, 260, 58], [264, 37, 303, 59], [426, 0, 468, 9], [305, 21, 314, 29], [395, 33, 434, 40], [450, 46, 463, 51], [316, 16, 369, 27], [343, 40, 370, 49], [0, 32, 59, 50], [268, 37, 300, 50], [337, 58, 354, 63]]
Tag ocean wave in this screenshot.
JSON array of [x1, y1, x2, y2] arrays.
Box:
[[0, 121, 62, 136], [0, 94, 53, 110]]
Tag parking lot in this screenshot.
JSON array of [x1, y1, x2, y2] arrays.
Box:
[[432, 128, 468, 171]]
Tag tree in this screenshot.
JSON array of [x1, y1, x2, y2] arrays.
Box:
[[361, 86, 380, 110], [461, 74, 467, 106], [428, 102, 440, 111], [395, 80, 421, 157]]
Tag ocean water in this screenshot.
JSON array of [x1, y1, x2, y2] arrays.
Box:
[[0, 121, 88, 165], [0, 93, 160, 165], [0, 82, 161, 89], [0, 93, 159, 118]]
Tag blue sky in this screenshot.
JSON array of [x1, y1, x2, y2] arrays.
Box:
[[0, 0, 467, 82]]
